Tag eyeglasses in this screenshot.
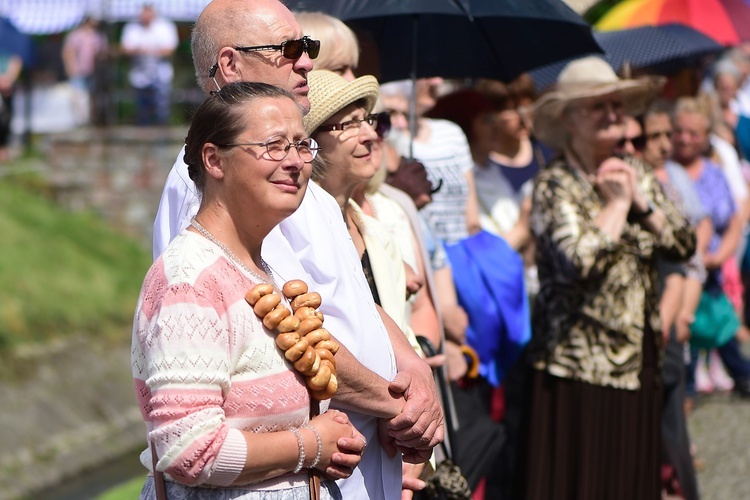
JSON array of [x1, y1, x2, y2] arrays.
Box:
[[645, 130, 672, 142], [218, 136, 320, 162], [318, 113, 379, 133], [578, 99, 625, 117], [616, 134, 646, 151], [234, 36, 320, 60], [374, 112, 391, 139]]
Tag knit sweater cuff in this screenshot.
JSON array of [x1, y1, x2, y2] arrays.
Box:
[[210, 428, 247, 487]]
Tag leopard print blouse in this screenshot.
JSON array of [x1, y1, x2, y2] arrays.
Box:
[[529, 156, 696, 390]]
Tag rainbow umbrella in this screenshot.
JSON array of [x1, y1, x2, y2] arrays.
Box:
[[596, 0, 750, 46]]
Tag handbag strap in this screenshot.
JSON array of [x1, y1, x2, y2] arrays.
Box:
[[309, 473, 321, 500], [415, 335, 459, 461], [151, 440, 167, 500], [308, 401, 322, 500]]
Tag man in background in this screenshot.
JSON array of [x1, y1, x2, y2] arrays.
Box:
[[120, 4, 178, 125]]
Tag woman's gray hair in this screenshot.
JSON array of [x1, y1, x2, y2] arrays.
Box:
[[712, 58, 742, 84], [380, 80, 413, 100], [309, 154, 329, 183]]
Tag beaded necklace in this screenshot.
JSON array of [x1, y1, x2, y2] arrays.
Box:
[[190, 217, 273, 285]]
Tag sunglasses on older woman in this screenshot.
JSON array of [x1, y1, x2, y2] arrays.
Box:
[[616, 134, 646, 151]]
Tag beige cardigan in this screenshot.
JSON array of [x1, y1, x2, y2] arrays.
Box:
[[348, 199, 422, 354]]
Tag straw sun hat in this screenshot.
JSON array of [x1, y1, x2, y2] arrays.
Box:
[[532, 56, 665, 150], [304, 70, 380, 135]]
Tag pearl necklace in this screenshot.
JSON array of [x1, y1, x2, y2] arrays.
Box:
[[190, 217, 273, 285]]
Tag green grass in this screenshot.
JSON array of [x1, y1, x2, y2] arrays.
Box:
[[96, 477, 144, 500], [0, 174, 151, 352]]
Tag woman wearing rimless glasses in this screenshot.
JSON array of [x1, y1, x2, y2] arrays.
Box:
[[133, 82, 365, 500]]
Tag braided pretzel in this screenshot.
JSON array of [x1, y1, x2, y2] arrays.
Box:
[[245, 280, 340, 400]]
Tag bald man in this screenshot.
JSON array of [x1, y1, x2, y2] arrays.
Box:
[[150, 2, 443, 498]]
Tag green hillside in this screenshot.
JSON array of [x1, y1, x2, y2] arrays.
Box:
[[0, 174, 151, 352]]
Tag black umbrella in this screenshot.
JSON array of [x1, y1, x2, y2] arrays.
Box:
[[597, 23, 724, 75], [530, 23, 724, 91], [0, 16, 34, 66], [289, 0, 601, 83], [289, 0, 601, 156]]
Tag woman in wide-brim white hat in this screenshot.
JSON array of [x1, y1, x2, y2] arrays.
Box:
[[532, 56, 664, 151], [519, 56, 696, 500]]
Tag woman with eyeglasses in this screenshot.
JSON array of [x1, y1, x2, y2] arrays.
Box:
[[518, 57, 695, 500], [132, 81, 365, 500], [302, 70, 420, 351], [305, 73, 446, 491]]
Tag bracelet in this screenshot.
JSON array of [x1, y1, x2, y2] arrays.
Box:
[[627, 200, 655, 223], [303, 423, 323, 469], [289, 427, 305, 474]]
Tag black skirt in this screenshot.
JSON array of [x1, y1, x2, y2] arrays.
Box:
[[518, 327, 662, 500]]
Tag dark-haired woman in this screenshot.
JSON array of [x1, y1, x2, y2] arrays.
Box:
[[132, 82, 364, 500]]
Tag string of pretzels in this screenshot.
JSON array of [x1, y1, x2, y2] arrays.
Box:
[[245, 280, 339, 400]]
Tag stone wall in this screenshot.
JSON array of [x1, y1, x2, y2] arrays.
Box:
[[42, 126, 187, 248], [0, 127, 186, 499], [0, 336, 143, 499]]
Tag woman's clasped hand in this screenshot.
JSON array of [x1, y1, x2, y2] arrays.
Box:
[[596, 157, 636, 205]]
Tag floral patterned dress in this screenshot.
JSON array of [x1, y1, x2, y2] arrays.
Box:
[[519, 155, 696, 500]]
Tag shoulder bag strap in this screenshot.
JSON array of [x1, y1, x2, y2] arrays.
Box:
[[151, 440, 168, 500]]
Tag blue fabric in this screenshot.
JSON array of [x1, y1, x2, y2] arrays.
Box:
[[691, 159, 736, 292], [444, 230, 531, 386], [736, 114, 750, 161], [665, 161, 706, 226]]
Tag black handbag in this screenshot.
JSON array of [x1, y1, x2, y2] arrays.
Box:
[[422, 454, 473, 500], [415, 337, 504, 499]]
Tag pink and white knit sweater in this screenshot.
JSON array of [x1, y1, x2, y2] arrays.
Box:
[[132, 231, 314, 489]]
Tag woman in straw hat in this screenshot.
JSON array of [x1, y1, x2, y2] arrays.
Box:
[[132, 82, 365, 500], [304, 69, 440, 492], [303, 69, 422, 359], [517, 56, 696, 499]]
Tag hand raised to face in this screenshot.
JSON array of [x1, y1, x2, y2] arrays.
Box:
[[595, 157, 636, 207]]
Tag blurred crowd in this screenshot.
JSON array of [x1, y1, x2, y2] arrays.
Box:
[[9, 1, 750, 499], [0, 3, 179, 157]]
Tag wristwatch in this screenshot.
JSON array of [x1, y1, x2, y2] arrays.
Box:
[[628, 200, 655, 223]]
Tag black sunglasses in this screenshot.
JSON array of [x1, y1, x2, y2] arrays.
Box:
[[617, 134, 646, 151], [375, 112, 392, 139], [234, 36, 320, 60]]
